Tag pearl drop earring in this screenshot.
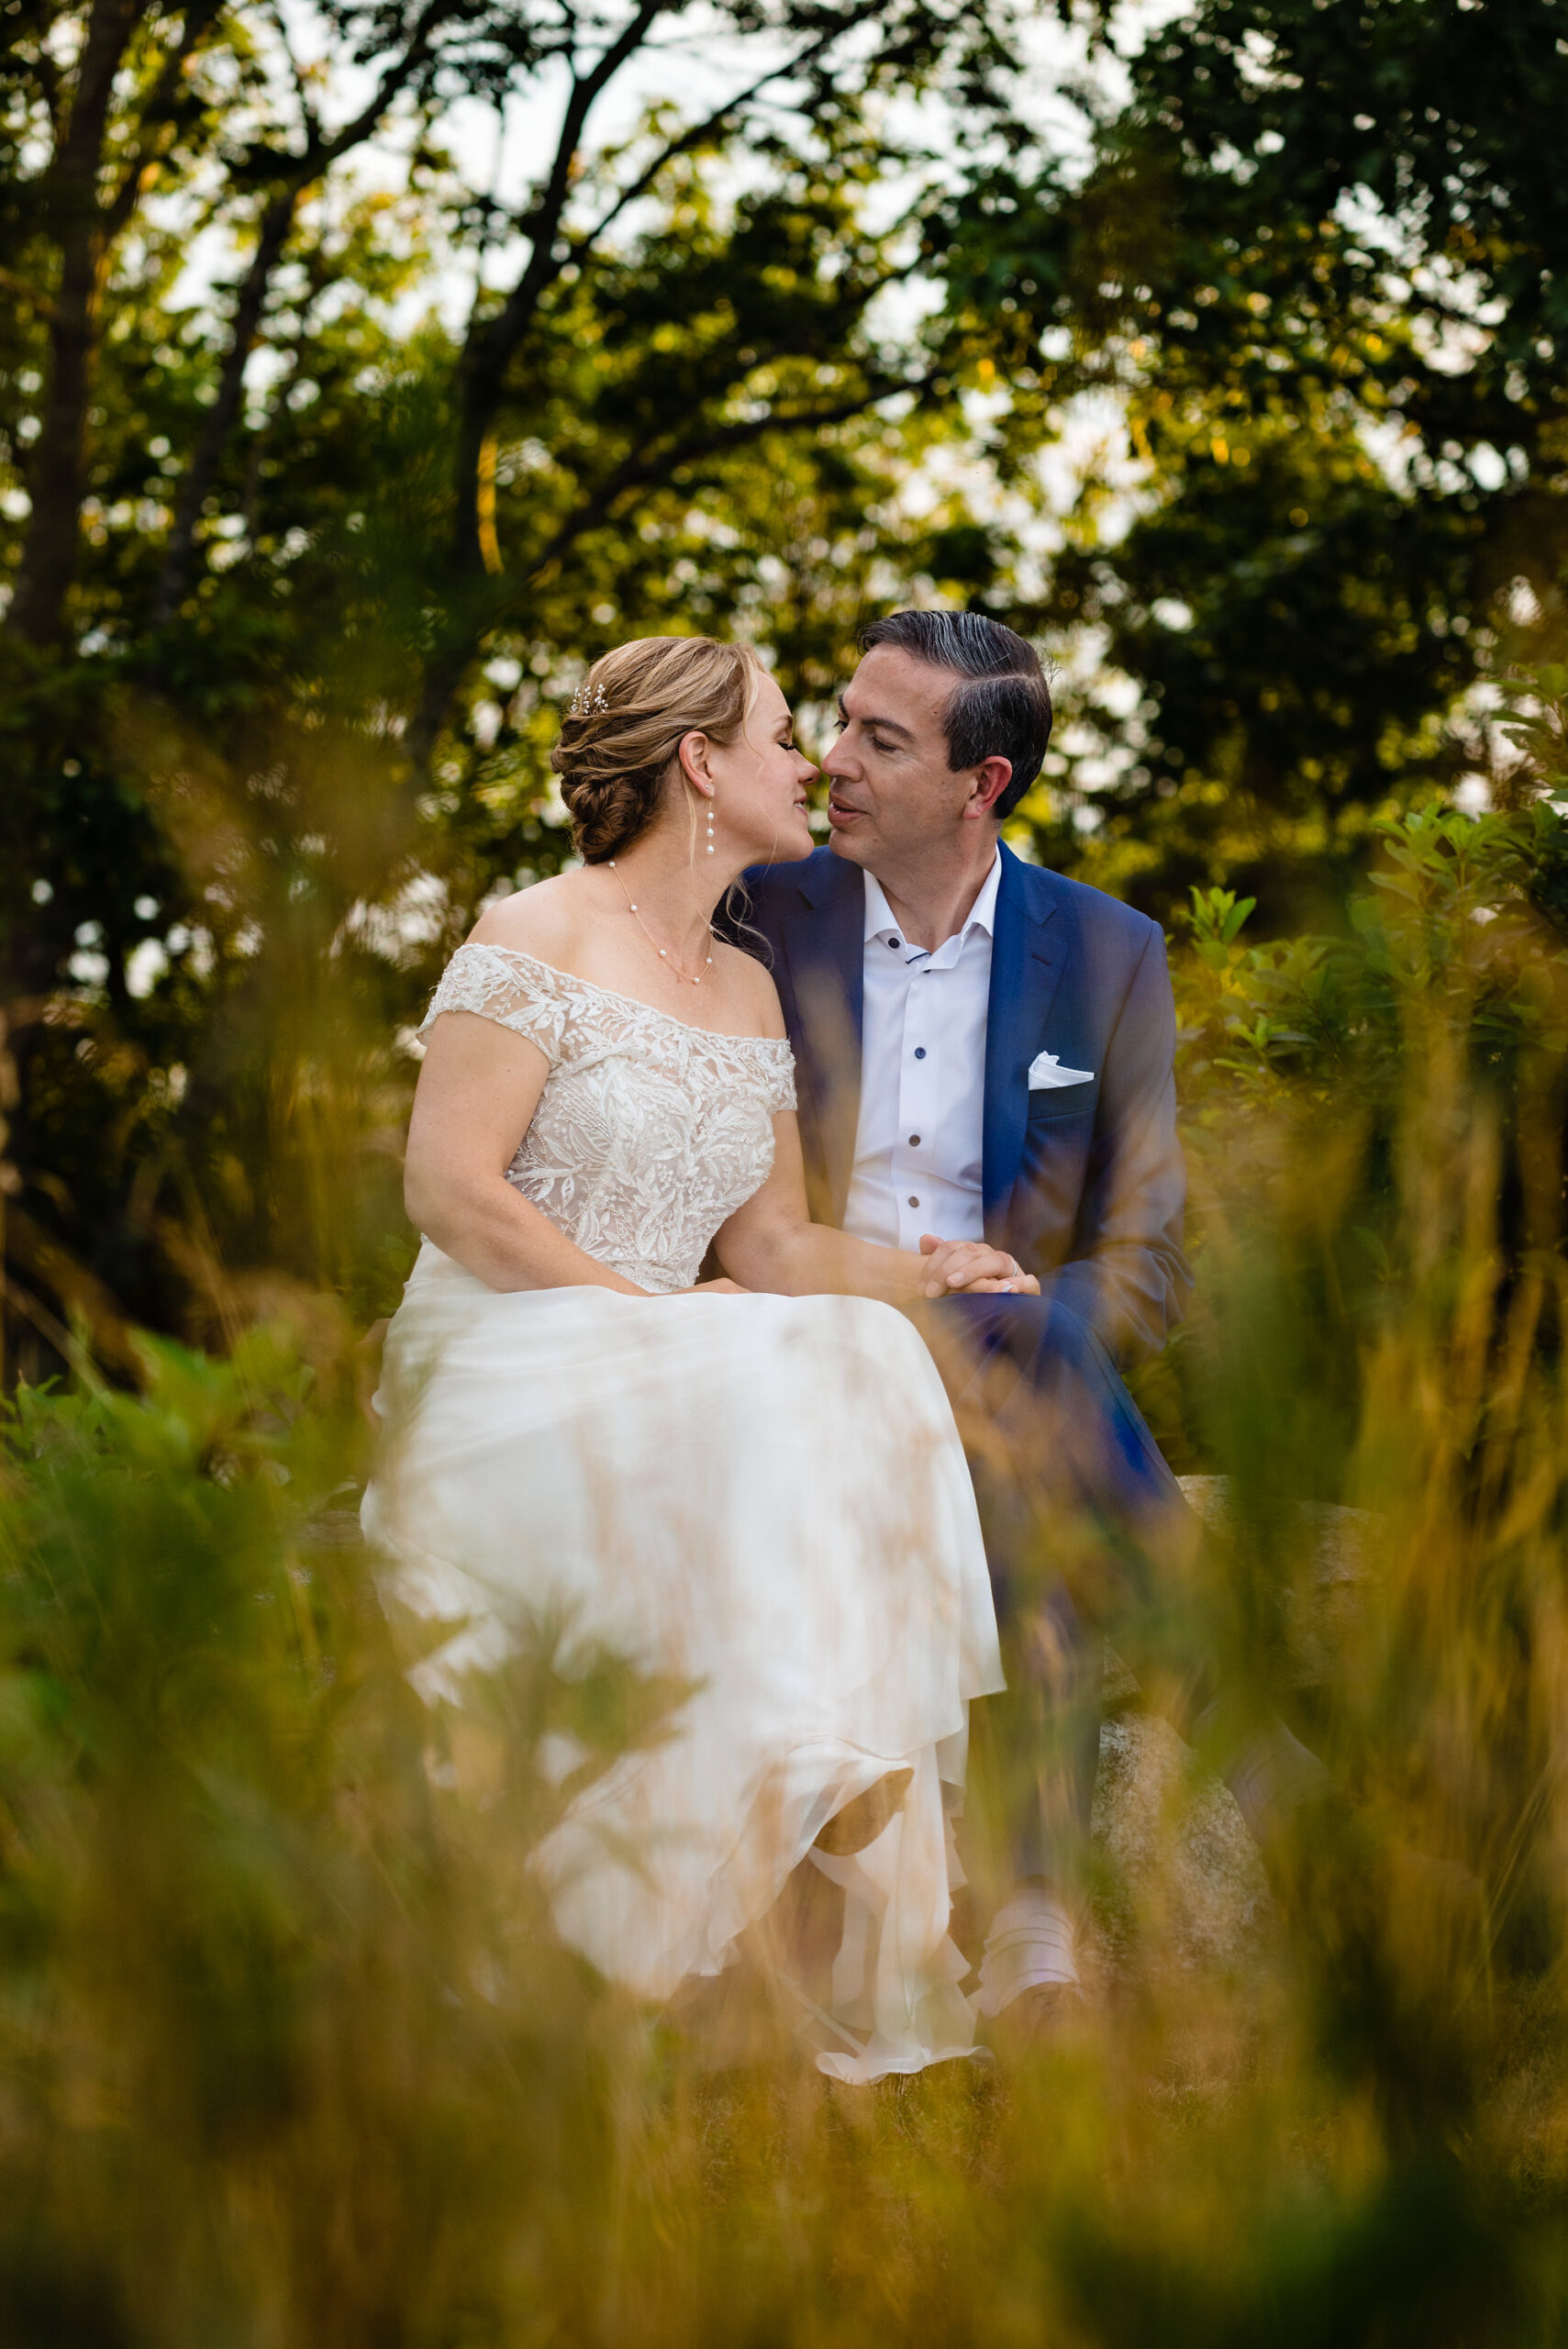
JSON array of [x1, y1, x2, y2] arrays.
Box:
[[706, 796, 716, 854]]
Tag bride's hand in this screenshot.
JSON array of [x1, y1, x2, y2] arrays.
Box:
[[691, 1276, 750, 1294], [917, 1235, 1040, 1298]]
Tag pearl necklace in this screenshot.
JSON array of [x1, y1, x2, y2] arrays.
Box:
[[607, 861, 716, 986]]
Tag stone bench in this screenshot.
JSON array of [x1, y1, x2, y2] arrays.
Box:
[[1092, 1475, 1375, 1979]]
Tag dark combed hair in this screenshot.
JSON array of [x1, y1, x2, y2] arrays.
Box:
[[858, 610, 1052, 820]]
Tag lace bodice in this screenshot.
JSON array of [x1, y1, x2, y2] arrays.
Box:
[[418, 942, 796, 1294]]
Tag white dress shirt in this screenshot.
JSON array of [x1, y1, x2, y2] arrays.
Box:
[[842, 851, 1001, 1252]]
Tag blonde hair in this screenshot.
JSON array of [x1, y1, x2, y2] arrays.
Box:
[[550, 636, 767, 864]]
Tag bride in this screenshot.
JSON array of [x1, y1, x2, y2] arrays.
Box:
[[362, 634, 1038, 2082]]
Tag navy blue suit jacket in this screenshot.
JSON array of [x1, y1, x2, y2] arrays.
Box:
[[730, 841, 1191, 1366]]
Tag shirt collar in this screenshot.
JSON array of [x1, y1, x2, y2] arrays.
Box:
[[862, 850, 1003, 952]]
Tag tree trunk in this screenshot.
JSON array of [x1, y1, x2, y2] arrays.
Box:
[[6, 0, 145, 647]]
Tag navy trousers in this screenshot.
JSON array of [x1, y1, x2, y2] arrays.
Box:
[[929, 1289, 1196, 1887]]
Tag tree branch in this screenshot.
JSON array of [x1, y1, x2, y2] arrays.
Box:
[[264, 0, 322, 148], [102, 0, 227, 244], [148, 0, 467, 634], [450, 0, 938, 583], [6, 0, 144, 645], [29, 39, 63, 129], [524, 373, 939, 586], [406, 363, 934, 778], [571, 0, 887, 254], [306, 0, 457, 168], [149, 187, 296, 629], [470, 0, 668, 392], [0, 264, 55, 324], [448, 0, 666, 581]]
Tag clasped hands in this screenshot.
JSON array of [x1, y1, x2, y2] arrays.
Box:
[[917, 1233, 1039, 1299], [692, 1234, 1037, 1299]]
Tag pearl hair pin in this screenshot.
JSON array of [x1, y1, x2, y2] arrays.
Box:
[[607, 860, 715, 985]]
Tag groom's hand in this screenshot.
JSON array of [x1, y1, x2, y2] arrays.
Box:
[[918, 1234, 1040, 1298]]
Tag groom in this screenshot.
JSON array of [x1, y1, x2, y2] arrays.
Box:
[[733, 609, 1197, 2037]]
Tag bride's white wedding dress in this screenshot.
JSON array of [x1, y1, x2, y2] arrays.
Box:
[[362, 941, 1004, 2082]]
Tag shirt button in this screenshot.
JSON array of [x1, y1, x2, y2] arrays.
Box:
[[908, 1195, 919, 1208], [914, 1046, 926, 1060], [888, 937, 900, 950], [908, 1134, 920, 1147]]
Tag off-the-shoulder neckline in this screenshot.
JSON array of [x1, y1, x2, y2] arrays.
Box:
[[449, 938, 792, 1054]]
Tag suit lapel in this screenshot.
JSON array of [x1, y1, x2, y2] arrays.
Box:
[[780, 854, 864, 1224], [983, 848, 1068, 1225]]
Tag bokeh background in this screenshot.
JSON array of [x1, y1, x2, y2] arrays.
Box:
[[4, 3, 1568, 2343]]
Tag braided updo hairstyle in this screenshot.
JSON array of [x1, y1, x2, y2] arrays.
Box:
[[551, 635, 766, 864]]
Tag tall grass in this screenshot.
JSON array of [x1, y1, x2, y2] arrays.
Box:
[[4, 759, 1568, 2343]]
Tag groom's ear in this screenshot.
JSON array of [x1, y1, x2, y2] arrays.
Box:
[[963, 755, 1014, 820]]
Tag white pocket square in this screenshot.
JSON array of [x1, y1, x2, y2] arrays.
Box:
[[1028, 1050, 1095, 1090]]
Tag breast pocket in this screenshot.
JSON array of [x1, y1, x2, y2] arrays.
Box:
[[1025, 1082, 1098, 1128]]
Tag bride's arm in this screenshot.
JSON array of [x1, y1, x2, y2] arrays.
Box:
[[714, 1107, 1034, 1302], [714, 953, 1033, 1301], [404, 1011, 651, 1295]]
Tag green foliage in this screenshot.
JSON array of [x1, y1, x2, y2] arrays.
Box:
[[1180, 798, 1568, 1108], [0, 1316, 676, 2342], [1, 0, 1053, 1355], [973, 0, 1568, 923], [1174, 668, 1568, 1228], [7, 0, 1568, 1357], [6, 15, 1568, 2334], [1129, 667, 1568, 1505], [6, 898, 1568, 2343]]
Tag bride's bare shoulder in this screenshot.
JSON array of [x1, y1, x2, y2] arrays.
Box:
[[465, 872, 599, 970], [712, 937, 788, 1041]]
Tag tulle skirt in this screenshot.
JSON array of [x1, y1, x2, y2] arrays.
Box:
[[362, 1243, 1004, 2081]]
